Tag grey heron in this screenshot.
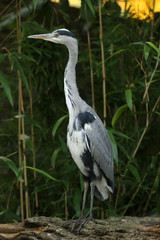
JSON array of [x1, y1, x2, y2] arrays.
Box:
[[28, 29, 114, 232]]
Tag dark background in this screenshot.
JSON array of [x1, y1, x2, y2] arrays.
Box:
[[0, 0, 160, 223]]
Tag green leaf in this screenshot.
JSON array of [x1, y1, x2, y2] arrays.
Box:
[[86, 0, 95, 15], [105, 49, 126, 62], [150, 156, 157, 169], [107, 130, 118, 164], [154, 176, 159, 190], [25, 136, 34, 152], [26, 166, 60, 182], [146, 42, 160, 54], [128, 164, 140, 183], [153, 56, 160, 61], [12, 52, 37, 63], [51, 148, 61, 168], [118, 144, 130, 160], [125, 89, 132, 111], [110, 129, 133, 141], [79, 173, 84, 192], [155, 111, 160, 116], [33, 0, 38, 11], [58, 135, 68, 153], [14, 57, 30, 93], [8, 53, 15, 71], [0, 53, 6, 64], [112, 104, 128, 127], [52, 115, 68, 138], [0, 70, 13, 106], [0, 156, 18, 178], [144, 43, 150, 62], [132, 41, 144, 45], [73, 188, 81, 217]]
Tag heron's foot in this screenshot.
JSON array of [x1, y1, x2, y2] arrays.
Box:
[[71, 215, 95, 233]]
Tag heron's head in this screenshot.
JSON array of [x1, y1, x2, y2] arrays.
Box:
[[28, 28, 77, 48]]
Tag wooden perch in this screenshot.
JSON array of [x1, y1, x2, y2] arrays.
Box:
[[0, 216, 160, 240]]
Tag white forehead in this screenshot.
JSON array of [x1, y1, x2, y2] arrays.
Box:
[[57, 28, 69, 32]]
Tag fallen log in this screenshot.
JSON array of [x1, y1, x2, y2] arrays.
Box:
[[0, 216, 160, 240]]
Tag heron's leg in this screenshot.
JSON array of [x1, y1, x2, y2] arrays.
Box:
[[77, 182, 95, 233], [89, 182, 95, 218], [71, 181, 89, 232], [81, 181, 89, 217]]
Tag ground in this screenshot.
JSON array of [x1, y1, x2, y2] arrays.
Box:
[[0, 216, 160, 239]]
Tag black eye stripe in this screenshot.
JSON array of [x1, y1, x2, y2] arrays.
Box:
[[56, 30, 76, 39]]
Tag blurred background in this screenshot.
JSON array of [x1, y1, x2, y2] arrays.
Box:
[[0, 0, 160, 223]]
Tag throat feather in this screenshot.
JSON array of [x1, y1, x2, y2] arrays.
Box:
[[64, 79, 76, 110]]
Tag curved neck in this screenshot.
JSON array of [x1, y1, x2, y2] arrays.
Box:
[[64, 41, 82, 118]]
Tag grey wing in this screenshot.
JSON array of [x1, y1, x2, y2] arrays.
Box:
[[84, 116, 114, 191]]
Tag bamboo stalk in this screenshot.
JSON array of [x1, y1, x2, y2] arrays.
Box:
[[122, 166, 149, 216], [29, 78, 38, 209], [21, 103, 30, 218], [98, 0, 106, 127], [133, 104, 139, 133], [0, 30, 15, 48], [123, 97, 160, 180], [101, 208, 104, 219], [141, 42, 160, 158], [65, 189, 68, 220], [143, 42, 160, 102], [16, 0, 30, 219], [150, 0, 155, 39], [7, 181, 15, 209], [124, 48, 160, 176], [85, 5, 95, 110], [114, 183, 121, 211], [16, 0, 24, 221], [98, 0, 108, 219], [0, 0, 15, 17], [18, 73, 24, 221], [143, 165, 160, 216], [132, 96, 160, 160]]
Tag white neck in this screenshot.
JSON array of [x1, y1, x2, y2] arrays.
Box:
[[64, 41, 83, 120]]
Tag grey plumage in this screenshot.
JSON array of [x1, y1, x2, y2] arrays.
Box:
[[28, 28, 114, 231]]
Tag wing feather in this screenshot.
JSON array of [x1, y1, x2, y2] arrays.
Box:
[[74, 107, 114, 193], [84, 111, 114, 191]]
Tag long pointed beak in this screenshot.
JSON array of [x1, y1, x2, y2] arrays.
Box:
[[28, 33, 51, 40]]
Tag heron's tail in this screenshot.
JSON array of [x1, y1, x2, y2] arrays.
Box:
[[93, 176, 113, 201]]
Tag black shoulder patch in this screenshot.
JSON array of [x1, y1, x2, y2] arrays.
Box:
[[81, 149, 96, 181], [77, 112, 95, 129], [56, 30, 76, 39]]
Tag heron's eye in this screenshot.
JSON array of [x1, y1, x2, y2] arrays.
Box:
[[54, 33, 59, 38]]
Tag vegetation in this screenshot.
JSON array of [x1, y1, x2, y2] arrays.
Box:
[[0, 0, 160, 223]]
